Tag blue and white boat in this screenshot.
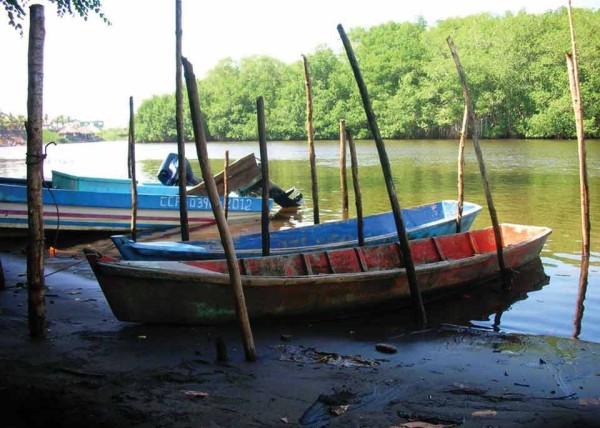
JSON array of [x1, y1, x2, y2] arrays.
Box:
[[112, 200, 482, 260]]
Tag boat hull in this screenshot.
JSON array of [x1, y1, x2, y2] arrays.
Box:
[[86, 224, 551, 324], [113, 200, 482, 260]]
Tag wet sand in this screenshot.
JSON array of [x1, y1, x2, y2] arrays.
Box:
[[1, 236, 600, 427]]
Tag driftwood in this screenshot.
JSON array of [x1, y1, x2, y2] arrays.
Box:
[[257, 96, 271, 256], [175, 0, 189, 241], [128, 96, 138, 240], [337, 23, 426, 325], [302, 54, 320, 224], [446, 36, 509, 290], [26, 4, 46, 338], [182, 56, 256, 362]]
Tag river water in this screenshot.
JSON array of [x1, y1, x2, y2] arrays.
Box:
[[1, 139, 598, 343]]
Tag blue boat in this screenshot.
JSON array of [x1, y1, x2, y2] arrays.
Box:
[[0, 174, 272, 232], [112, 200, 482, 260]]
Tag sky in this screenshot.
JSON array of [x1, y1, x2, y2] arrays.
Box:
[[1, 0, 598, 128]]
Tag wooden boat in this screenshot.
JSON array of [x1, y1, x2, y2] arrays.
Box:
[[0, 182, 271, 232], [111, 200, 482, 261], [84, 223, 551, 324]]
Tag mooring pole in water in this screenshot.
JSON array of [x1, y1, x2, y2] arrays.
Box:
[[128, 96, 138, 241], [346, 129, 364, 247], [456, 105, 468, 233], [566, 1, 591, 339], [337, 23, 427, 326], [446, 36, 509, 290], [26, 4, 47, 339], [224, 150, 229, 219], [257, 97, 271, 256], [339, 119, 349, 216], [302, 54, 320, 225], [175, 0, 190, 241], [182, 57, 256, 362]]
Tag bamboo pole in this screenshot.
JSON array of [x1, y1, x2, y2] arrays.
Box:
[[446, 36, 509, 289], [302, 54, 320, 225], [128, 96, 138, 240], [456, 105, 468, 233], [257, 96, 271, 256], [339, 119, 349, 215], [175, 0, 190, 241], [26, 4, 46, 339], [346, 129, 364, 246], [224, 150, 229, 219], [182, 57, 256, 362], [337, 24, 426, 325]]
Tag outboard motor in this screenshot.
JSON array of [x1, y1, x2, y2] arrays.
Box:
[[157, 153, 202, 186]]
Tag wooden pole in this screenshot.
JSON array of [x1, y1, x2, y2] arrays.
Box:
[[337, 24, 426, 325], [26, 4, 46, 339], [223, 150, 229, 219], [567, 1, 590, 266], [446, 36, 509, 289], [456, 105, 468, 232], [567, 1, 591, 338], [0, 258, 5, 289], [182, 57, 256, 362], [175, 0, 190, 241], [257, 97, 271, 256], [339, 119, 349, 215], [302, 54, 320, 225], [128, 97, 138, 240], [346, 129, 364, 246]]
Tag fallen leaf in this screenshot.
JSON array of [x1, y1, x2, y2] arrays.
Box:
[[280, 417, 288, 423], [393, 422, 446, 428], [579, 398, 600, 407], [329, 404, 350, 416]]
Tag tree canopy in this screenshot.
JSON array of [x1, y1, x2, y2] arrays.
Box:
[[135, 7, 599, 142], [2, 0, 108, 32]]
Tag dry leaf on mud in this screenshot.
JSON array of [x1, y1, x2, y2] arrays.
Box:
[[472, 410, 497, 417], [392, 422, 446, 428], [579, 398, 600, 406], [182, 390, 209, 399]]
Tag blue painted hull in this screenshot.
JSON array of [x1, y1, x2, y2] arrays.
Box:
[[0, 183, 271, 231], [112, 200, 482, 260]]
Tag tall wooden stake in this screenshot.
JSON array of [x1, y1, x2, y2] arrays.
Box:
[[257, 97, 271, 256], [223, 151, 229, 219], [128, 96, 138, 240], [302, 54, 320, 225], [456, 105, 468, 232], [346, 129, 364, 246], [446, 36, 509, 289], [175, 0, 190, 241], [182, 57, 256, 362], [338, 24, 426, 325], [26, 5, 46, 338], [567, 1, 591, 338], [339, 119, 349, 215]]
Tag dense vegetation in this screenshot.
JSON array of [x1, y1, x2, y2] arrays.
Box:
[[136, 7, 600, 142]]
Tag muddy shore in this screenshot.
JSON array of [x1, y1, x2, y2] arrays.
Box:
[[1, 237, 600, 427]]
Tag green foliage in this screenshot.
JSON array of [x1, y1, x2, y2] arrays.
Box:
[[136, 7, 600, 142], [2, 0, 109, 33]]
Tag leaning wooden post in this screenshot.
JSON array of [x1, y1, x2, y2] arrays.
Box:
[[339, 119, 349, 215], [182, 57, 256, 362], [337, 24, 426, 325], [257, 96, 271, 256], [446, 37, 508, 289], [26, 4, 46, 338], [0, 258, 5, 289], [302, 54, 320, 225], [128, 96, 138, 240], [223, 150, 229, 219], [175, 0, 190, 241], [346, 129, 364, 246], [567, 0, 591, 338], [456, 105, 468, 232]]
